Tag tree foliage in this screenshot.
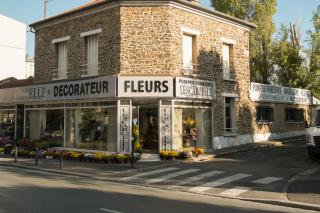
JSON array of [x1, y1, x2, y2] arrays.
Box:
[[211, 0, 277, 84], [272, 24, 307, 88]]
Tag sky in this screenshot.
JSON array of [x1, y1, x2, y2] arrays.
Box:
[[0, 0, 319, 57]]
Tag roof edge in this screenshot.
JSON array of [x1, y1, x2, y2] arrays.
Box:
[[29, 0, 256, 29]]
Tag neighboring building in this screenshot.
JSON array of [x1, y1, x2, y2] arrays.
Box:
[[0, 15, 27, 80], [0, 0, 316, 154], [25, 55, 35, 78]]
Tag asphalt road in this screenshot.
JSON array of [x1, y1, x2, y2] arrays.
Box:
[[0, 166, 317, 213], [111, 140, 320, 204]]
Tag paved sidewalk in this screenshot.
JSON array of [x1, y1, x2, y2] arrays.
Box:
[[0, 136, 305, 179], [0, 156, 179, 180]]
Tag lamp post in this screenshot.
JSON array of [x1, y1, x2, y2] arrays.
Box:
[[44, 0, 54, 19]]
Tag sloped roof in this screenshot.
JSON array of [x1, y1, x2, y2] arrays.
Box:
[[0, 77, 34, 89]]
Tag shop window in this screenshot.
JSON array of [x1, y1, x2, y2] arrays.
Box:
[[225, 97, 236, 133], [65, 108, 117, 151], [0, 110, 15, 143], [285, 108, 304, 122], [182, 34, 198, 75], [25, 110, 64, 146], [174, 108, 212, 149], [82, 34, 99, 76], [256, 106, 274, 122], [56, 42, 67, 79]]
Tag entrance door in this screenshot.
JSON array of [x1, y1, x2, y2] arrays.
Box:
[[132, 105, 159, 153]]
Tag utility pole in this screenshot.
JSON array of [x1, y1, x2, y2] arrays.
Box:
[[44, 0, 54, 19]]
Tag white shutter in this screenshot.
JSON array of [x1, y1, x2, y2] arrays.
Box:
[[222, 44, 230, 74], [183, 34, 193, 68], [58, 42, 67, 79], [87, 35, 99, 75]]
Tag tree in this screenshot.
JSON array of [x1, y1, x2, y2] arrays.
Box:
[[272, 24, 307, 88], [211, 0, 277, 84], [306, 5, 320, 96], [211, 0, 254, 20]]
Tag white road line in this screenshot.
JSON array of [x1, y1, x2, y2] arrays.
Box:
[[120, 167, 179, 181], [252, 177, 283, 184], [99, 208, 123, 213], [146, 169, 200, 184], [219, 187, 251, 197], [189, 173, 252, 193], [172, 171, 224, 187]]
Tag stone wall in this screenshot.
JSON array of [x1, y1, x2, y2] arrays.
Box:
[[119, 6, 252, 137], [34, 7, 120, 83]]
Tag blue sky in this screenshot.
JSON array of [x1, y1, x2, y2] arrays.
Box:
[[0, 0, 319, 57]]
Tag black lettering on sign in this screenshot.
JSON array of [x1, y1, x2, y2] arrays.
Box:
[[54, 86, 58, 97], [145, 81, 153, 92], [103, 81, 108, 93], [162, 81, 168, 93], [124, 81, 130, 92], [131, 81, 137, 92], [138, 81, 144, 92], [155, 81, 161, 92]]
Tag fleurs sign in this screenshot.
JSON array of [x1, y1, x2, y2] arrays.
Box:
[[175, 77, 216, 100], [118, 76, 174, 97], [0, 76, 116, 103], [250, 82, 312, 105]]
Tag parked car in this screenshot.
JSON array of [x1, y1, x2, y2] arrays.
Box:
[[305, 107, 320, 161]]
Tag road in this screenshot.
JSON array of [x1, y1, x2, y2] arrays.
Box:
[[111, 140, 319, 204], [0, 166, 317, 213]]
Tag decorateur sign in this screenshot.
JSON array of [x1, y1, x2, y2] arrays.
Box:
[[250, 82, 312, 105], [0, 76, 116, 104]]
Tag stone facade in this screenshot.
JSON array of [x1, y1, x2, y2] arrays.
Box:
[[32, 1, 254, 142]]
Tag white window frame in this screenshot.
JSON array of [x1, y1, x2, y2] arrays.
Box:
[[223, 95, 238, 136], [81, 29, 101, 77], [181, 26, 199, 76], [221, 38, 236, 81]]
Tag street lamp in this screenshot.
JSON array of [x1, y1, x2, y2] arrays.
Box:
[[44, 0, 54, 19]]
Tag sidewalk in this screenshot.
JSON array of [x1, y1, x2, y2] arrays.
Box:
[[0, 136, 305, 179]]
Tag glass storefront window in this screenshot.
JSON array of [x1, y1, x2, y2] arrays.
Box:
[[174, 108, 212, 149], [65, 107, 117, 151], [0, 110, 15, 141], [25, 109, 64, 145]]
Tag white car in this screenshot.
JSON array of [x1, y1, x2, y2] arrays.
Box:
[[305, 107, 320, 161]]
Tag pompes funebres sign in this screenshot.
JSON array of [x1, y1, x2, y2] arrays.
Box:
[[250, 82, 312, 105], [175, 77, 216, 100], [0, 76, 116, 104]]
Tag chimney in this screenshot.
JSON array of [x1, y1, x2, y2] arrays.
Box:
[[186, 0, 200, 5]]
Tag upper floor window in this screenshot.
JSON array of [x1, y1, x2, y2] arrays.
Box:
[[285, 108, 304, 122], [84, 35, 99, 76], [52, 36, 70, 80], [256, 106, 274, 123], [80, 28, 102, 77], [222, 43, 235, 80], [182, 34, 198, 76]]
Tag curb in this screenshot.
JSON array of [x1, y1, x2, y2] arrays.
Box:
[[212, 144, 275, 158]]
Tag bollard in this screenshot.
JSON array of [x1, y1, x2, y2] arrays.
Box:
[[14, 146, 18, 163], [59, 150, 63, 170], [130, 142, 134, 169], [35, 147, 39, 166]]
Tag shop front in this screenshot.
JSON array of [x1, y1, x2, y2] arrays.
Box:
[[0, 75, 216, 153]]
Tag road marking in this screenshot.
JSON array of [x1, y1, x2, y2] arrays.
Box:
[[189, 173, 252, 193], [219, 187, 251, 196], [99, 208, 123, 213], [172, 170, 224, 187], [252, 177, 283, 184], [120, 167, 179, 181], [146, 169, 200, 184]]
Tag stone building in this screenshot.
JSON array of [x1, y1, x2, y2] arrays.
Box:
[[0, 0, 315, 154]]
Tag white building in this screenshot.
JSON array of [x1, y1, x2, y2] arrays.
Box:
[[0, 14, 27, 80], [25, 55, 34, 77]]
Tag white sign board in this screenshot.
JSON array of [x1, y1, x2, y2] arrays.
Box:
[[250, 82, 312, 105], [159, 105, 172, 151], [118, 76, 174, 97], [0, 76, 116, 104], [176, 77, 216, 100], [118, 105, 131, 153]]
